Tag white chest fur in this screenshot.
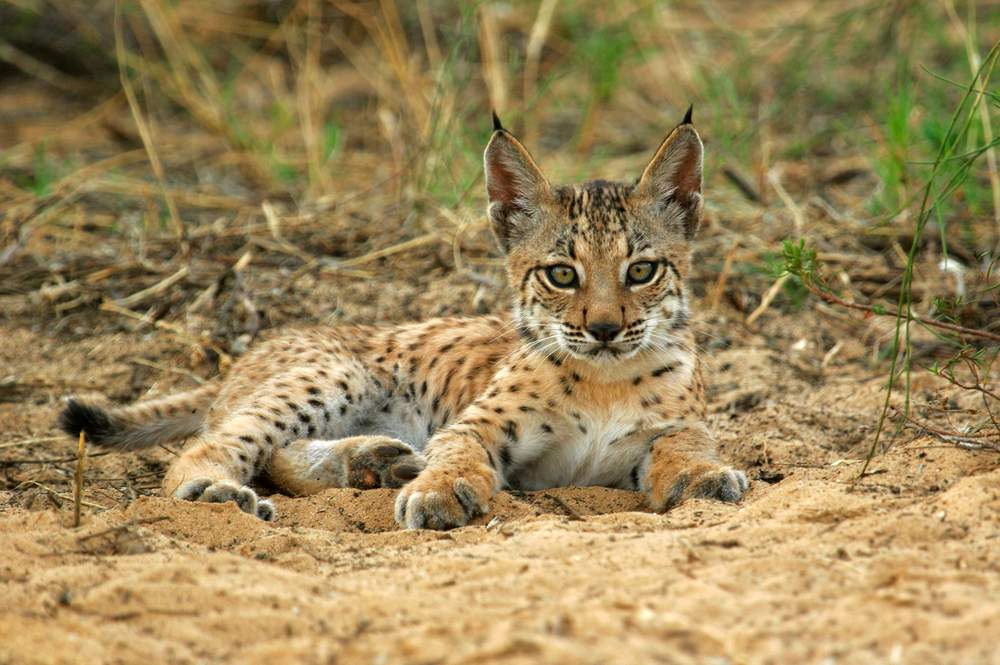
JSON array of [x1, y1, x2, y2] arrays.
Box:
[[512, 406, 652, 491]]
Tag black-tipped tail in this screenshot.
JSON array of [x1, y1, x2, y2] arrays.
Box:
[[682, 104, 693, 125], [58, 398, 120, 446], [492, 110, 505, 132]]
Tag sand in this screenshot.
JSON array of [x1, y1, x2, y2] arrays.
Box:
[[2, 314, 998, 665]]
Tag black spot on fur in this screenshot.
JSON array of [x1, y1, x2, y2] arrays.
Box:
[[640, 394, 663, 408], [57, 399, 118, 445], [500, 444, 513, 469], [480, 442, 499, 470]]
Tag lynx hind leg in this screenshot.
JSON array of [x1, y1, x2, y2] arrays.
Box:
[[268, 436, 426, 496]]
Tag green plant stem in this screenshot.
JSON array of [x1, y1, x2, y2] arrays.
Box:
[[860, 40, 1000, 478]]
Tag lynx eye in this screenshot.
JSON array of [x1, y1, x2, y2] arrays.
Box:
[[627, 261, 657, 285], [545, 265, 578, 288]]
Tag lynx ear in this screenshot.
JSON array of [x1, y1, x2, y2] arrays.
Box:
[[635, 122, 703, 239], [484, 121, 550, 253]]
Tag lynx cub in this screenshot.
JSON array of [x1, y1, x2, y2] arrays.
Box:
[[60, 109, 748, 529]]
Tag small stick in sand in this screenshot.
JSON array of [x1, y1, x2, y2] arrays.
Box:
[[746, 273, 791, 325], [73, 431, 86, 527]]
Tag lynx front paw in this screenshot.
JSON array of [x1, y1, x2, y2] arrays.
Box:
[[394, 466, 494, 530], [174, 478, 276, 521], [646, 464, 749, 512]]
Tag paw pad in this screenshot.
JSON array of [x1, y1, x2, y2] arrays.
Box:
[[348, 439, 425, 490]]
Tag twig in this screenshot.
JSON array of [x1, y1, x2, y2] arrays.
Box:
[[16, 481, 109, 510], [722, 166, 762, 203], [0, 39, 92, 93], [806, 282, 1000, 343], [767, 167, 805, 234], [708, 241, 740, 310], [905, 415, 1000, 451], [746, 274, 790, 325], [544, 493, 583, 521], [318, 233, 441, 271], [0, 436, 63, 450], [821, 341, 844, 368], [76, 516, 170, 542], [73, 432, 86, 527], [128, 357, 206, 385], [100, 301, 230, 361], [0, 452, 111, 465], [113, 266, 189, 308]]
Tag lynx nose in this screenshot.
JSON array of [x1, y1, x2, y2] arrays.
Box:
[[587, 321, 622, 342]]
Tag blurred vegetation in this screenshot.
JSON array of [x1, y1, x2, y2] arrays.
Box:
[[0, 1, 994, 217]]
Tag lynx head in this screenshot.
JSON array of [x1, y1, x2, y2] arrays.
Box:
[[484, 110, 703, 366]]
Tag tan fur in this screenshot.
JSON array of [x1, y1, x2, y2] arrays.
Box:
[[60, 114, 747, 527]]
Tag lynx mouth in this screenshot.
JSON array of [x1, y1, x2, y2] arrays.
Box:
[[569, 341, 641, 360]]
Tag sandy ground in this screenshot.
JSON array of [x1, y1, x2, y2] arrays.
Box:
[[2, 304, 999, 665]]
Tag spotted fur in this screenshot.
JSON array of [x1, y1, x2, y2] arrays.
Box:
[[58, 112, 747, 527]]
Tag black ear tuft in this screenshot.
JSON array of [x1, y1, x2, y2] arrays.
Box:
[[492, 110, 505, 132], [682, 104, 693, 125]]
